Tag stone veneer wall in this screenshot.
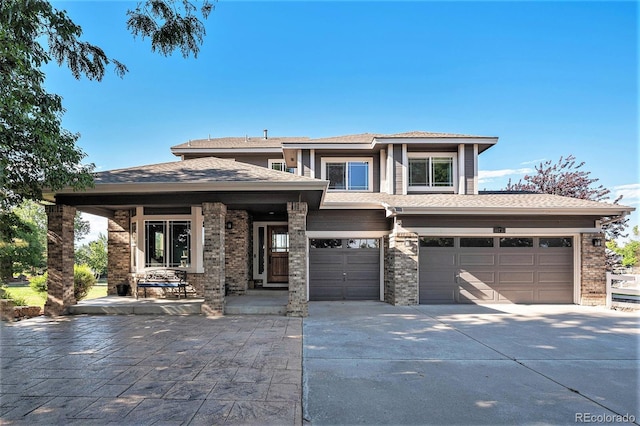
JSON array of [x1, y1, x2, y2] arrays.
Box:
[[225, 210, 249, 295], [580, 232, 606, 305], [108, 210, 131, 295], [202, 202, 226, 316], [44, 205, 76, 316], [287, 202, 308, 317], [187, 273, 205, 297], [384, 232, 419, 305]]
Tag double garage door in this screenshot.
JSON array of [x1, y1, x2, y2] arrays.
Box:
[[309, 238, 380, 301], [419, 236, 574, 304]]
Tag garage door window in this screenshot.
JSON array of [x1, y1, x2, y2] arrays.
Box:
[[539, 237, 572, 248], [420, 237, 454, 247], [499, 237, 533, 248], [460, 237, 494, 247], [347, 239, 379, 249], [310, 239, 343, 249]]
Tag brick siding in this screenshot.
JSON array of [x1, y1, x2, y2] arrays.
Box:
[[384, 232, 419, 305], [225, 210, 249, 295], [108, 210, 131, 295], [287, 202, 308, 317], [580, 232, 606, 305], [202, 202, 226, 316], [44, 205, 76, 315]]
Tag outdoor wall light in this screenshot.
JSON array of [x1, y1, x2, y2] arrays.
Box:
[[226, 221, 233, 230], [404, 240, 412, 247], [592, 238, 602, 247]]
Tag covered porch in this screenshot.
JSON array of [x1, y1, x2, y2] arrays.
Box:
[[42, 157, 327, 317]]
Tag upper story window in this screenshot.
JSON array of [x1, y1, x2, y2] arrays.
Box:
[[321, 157, 373, 191], [407, 152, 456, 191], [268, 159, 296, 174]]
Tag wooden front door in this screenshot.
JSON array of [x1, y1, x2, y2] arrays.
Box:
[[267, 226, 289, 283]]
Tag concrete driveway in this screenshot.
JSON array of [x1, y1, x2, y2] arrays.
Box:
[[303, 302, 639, 425]]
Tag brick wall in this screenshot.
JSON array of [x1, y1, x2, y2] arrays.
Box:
[[287, 202, 308, 317], [202, 202, 226, 316], [580, 232, 606, 305], [44, 205, 76, 315], [225, 210, 249, 295], [384, 232, 418, 305], [108, 210, 131, 295]]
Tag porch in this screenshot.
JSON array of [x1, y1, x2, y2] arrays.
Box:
[[69, 290, 288, 316]]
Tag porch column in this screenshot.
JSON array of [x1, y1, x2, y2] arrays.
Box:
[[287, 202, 308, 317], [225, 210, 249, 295], [580, 232, 606, 305], [384, 231, 419, 306], [202, 202, 226, 316], [44, 205, 76, 316], [107, 210, 131, 295]]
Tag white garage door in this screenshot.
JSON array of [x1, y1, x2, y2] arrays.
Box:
[[419, 236, 574, 304]]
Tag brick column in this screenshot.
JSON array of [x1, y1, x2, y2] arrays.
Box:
[[384, 232, 419, 306], [580, 232, 606, 305], [287, 202, 308, 317], [44, 205, 76, 316], [108, 210, 131, 295], [225, 210, 249, 295], [202, 202, 226, 316]]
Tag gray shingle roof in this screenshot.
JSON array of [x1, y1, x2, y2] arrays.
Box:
[[323, 192, 634, 214], [94, 157, 323, 185], [171, 131, 494, 150]]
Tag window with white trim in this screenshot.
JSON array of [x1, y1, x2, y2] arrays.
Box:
[[145, 220, 191, 268], [321, 157, 373, 191], [407, 152, 456, 191], [268, 159, 296, 174]]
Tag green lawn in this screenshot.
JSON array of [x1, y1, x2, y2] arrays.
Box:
[[4, 285, 108, 308]]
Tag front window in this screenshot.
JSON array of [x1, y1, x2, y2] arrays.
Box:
[[322, 158, 372, 191], [408, 153, 455, 191], [145, 220, 191, 268]]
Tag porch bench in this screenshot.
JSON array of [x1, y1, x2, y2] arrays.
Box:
[[136, 269, 189, 299]]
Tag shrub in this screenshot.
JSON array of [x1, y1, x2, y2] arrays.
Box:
[[30, 274, 47, 293], [28, 264, 97, 301], [73, 264, 96, 301]]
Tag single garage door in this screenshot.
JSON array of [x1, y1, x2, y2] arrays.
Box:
[[419, 236, 574, 304], [309, 238, 380, 301]]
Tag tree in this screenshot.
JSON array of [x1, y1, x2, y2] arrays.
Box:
[[1, 0, 214, 239], [74, 214, 90, 244], [0, 212, 45, 282], [607, 226, 639, 270], [505, 155, 629, 241], [75, 233, 108, 278]]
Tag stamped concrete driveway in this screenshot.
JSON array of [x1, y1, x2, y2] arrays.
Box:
[[1, 315, 302, 425], [303, 302, 639, 425]]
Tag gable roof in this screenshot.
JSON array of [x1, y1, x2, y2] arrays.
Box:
[[322, 192, 634, 216]]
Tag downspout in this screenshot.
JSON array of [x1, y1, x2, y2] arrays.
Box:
[[598, 211, 630, 226]]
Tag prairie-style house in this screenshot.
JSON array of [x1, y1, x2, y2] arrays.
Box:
[[42, 131, 634, 316]]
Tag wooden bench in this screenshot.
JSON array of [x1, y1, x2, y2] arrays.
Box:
[[136, 269, 189, 299]]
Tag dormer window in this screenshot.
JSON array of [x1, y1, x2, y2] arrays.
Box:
[[269, 159, 296, 174], [321, 157, 373, 191], [407, 152, 457, 191]]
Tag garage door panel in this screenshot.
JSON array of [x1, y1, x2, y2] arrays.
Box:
[[458, 287, 496, 302], [310, 285, 344, 301], [538, 270, 572, 284], [537, 288, 573, 303], [499, 254, 535, 266], [539, 253, 572, 266], [498, 289, 534, 303], [420, 287, 455, 303], [459, 270, 495, 284], [459, 254, 495, 266], [498, 271, 534, 284], [421, 253, 456, 267], [422, 270, 456, 282], [346, 285, 380, 300]]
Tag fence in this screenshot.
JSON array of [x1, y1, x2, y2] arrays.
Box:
[[606, 272, 640, 309]]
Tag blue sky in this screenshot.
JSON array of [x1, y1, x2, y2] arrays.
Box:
[[45, 1, 638, 242]]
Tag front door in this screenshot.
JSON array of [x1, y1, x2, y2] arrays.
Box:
[[267, 226, 289, 283]]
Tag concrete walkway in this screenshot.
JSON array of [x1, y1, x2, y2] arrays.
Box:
[[1, 315, 302, 425], [303, 302, 639, 425]]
